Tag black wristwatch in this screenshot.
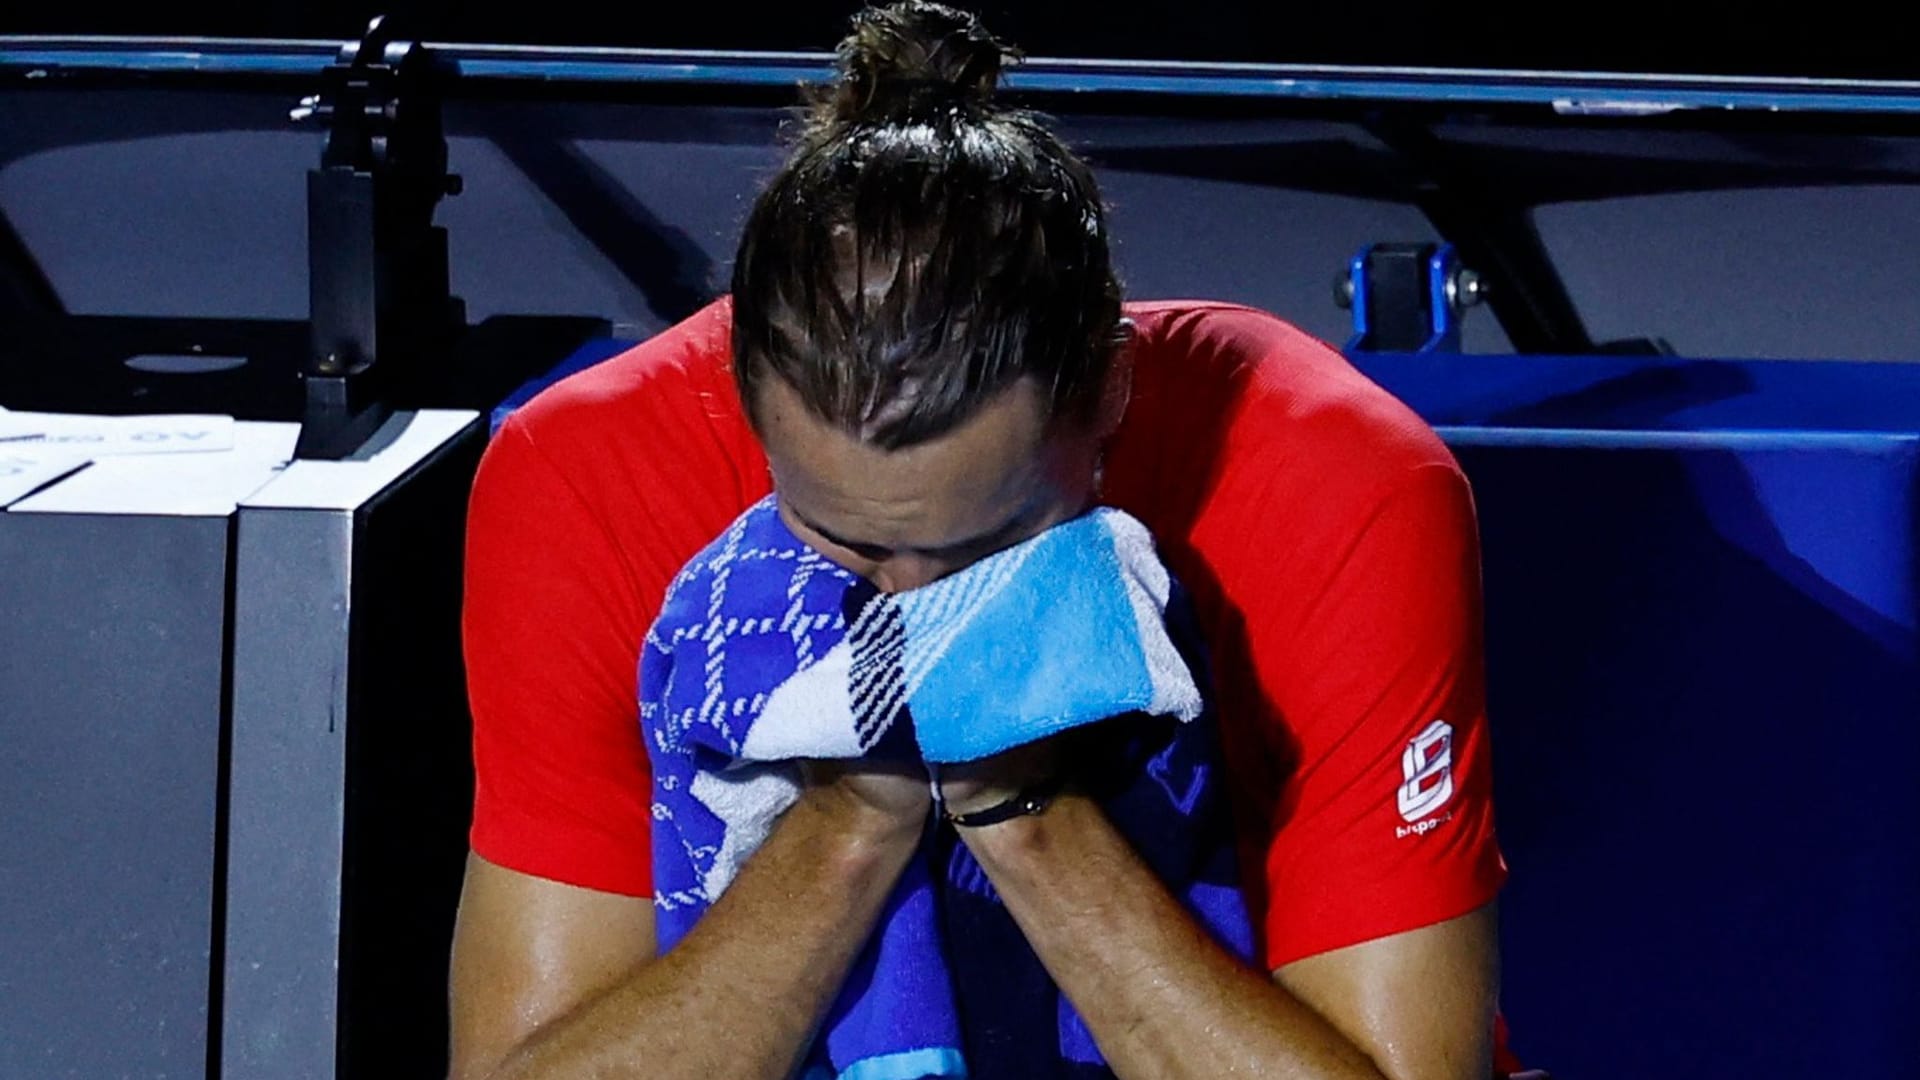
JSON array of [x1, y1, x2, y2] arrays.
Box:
[[941, 771, 1068, 828]]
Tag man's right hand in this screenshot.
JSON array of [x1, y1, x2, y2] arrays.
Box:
[[451, 760, 926, 1080], [800, 757, 933, 835]]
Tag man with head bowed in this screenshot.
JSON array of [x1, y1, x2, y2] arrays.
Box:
[[450, 4, 1511, 1077]]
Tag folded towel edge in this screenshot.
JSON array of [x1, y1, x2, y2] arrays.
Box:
[[825, 1045, 969, 1080]]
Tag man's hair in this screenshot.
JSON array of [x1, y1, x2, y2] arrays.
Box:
[[730, 1, 1125, 449]]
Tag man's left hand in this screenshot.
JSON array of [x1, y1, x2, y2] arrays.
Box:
[[932, 736, 1065, 819]]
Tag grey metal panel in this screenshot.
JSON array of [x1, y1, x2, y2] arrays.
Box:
[[223, 414, 483, 1079], [221, 507, 352, 1080], [0, 512, 229, 1078]]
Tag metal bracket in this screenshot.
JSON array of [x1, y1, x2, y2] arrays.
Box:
[[294, 15, 465, 460], [1337, 242, 1486, 354]]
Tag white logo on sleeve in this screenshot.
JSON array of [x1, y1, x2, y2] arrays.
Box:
[[1396, 719, 1455, 827]]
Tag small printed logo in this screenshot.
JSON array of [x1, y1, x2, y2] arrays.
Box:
[[1397, 812, 1452, 840], [1396, 719, 1454, 826]]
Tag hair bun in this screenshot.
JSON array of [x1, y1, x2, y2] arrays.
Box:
[[823, 2, 1016, 125]]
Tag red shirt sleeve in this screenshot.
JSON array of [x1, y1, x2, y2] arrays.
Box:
[[463, 300, 768, 896], [463, 415, 662, 895], [1249, 460, 1506, 969], [1111, 302, 1506, 973]]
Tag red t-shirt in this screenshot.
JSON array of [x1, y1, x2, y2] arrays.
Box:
[[464, 297, 1506, 973]]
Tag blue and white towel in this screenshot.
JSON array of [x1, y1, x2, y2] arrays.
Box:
[[641, 495, 1254, 1079]]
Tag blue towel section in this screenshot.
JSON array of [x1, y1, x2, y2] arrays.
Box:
[[895, 508, 1201, 762], [641, 496, 1253, 1078]]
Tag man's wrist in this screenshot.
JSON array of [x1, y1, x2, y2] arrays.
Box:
[[932, 739, 1065, 818], [951, 787, 1095, 864], [942, 771, 1068, 828], [934, 779, 1026, 819]]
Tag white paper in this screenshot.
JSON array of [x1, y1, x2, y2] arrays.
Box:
[[9, 422, 299, 517], [0, 450, 88, 508], [0, 411, 236, 455], [245, 410, 478, 511]]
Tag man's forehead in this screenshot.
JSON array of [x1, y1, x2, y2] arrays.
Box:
[[756, 378, 1052, 548]]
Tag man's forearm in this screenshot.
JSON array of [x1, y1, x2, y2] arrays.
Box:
[[959, 792, 1387, 1080], [489, 789, 920, 1080]]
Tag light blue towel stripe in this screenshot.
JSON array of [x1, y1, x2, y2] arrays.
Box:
[[838, 1047, 969, 1080]]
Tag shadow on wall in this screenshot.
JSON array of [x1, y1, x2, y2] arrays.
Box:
[[483, 113, 719, 327]]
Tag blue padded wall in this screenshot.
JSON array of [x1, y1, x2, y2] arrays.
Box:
[[1349, 351, 1920, 435], [1457, 432, 1918, 1078], [1352, 352, 1920, 1078]]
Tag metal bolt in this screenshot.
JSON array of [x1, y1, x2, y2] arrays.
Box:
[[1334, 274, 1356, 311], [1452, 268, 1488, 311]]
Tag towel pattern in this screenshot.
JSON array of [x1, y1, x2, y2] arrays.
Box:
[[642, 495, 1255, 1078]]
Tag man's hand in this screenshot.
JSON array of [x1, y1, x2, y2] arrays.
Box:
[[802, 757, 933, 829], [933, 736, 1065, 818]]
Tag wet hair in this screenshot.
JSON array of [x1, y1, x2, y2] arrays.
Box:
[[730, 1, 1126, 449]]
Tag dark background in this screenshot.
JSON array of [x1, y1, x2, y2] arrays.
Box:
[[4, 2, 1916, 80]]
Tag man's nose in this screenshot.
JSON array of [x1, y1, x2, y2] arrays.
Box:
[[870, 553, 951, 594]]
